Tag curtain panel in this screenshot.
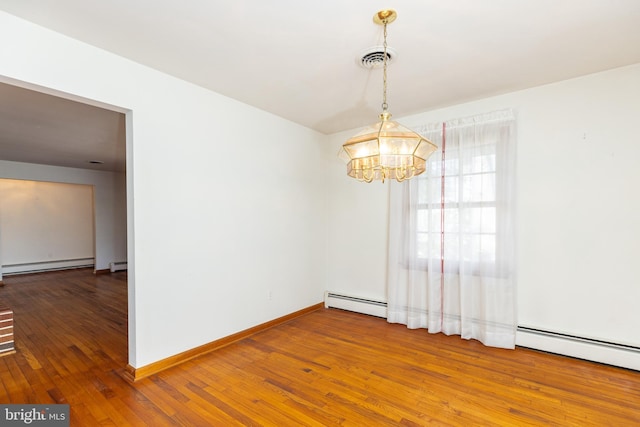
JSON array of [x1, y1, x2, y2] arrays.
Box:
[[387, 109, 517, 349]]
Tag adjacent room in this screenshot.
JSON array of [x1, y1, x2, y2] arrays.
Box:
[[0, 1, 639, 425]]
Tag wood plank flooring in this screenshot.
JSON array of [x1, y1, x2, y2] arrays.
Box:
[[0, 269, 639, 426]]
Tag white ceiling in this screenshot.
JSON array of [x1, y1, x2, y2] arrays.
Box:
[[1, 0, 640, 172], [0, 83, 126, 172]]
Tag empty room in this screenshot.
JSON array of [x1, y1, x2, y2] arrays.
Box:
[[0, 1, 639, 425]]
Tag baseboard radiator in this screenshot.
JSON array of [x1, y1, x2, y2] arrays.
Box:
[[110, 261, 128, 272], [324, 292, 387, 318], [324, 291, 639, 371], [517, 326, 640, 371], [1, 258, 95, 275]]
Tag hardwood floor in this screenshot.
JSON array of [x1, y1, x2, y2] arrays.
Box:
[[0, 269, 639, 426]]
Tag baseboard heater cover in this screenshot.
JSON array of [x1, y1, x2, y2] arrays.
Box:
[[2, 258, 95, 275], [324, 292, 640, 371], [517, 326, 640, 372], [324, 292, 639, 371], [110, 261, 128, 272], [324, 292, 387, 318]]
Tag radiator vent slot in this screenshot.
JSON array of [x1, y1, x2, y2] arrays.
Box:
[[324, 292, 387, 318]]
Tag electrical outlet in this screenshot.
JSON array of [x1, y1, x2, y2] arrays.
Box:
[[267, 291, 272, 300]]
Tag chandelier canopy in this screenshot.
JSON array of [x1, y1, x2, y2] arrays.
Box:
[[340, 9, 437, 183]]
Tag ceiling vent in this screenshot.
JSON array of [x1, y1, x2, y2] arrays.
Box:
[[358, 46, 397, 69]]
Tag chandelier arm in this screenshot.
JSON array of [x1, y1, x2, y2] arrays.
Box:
[[397, 166, 406, 182]]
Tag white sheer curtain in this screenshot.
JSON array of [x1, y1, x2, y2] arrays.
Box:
[[387, 109, 517, 348]]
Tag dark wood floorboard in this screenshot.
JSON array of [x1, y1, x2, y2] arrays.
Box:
[[0, 269, 639, 426]]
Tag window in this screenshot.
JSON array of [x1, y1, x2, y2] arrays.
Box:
[[414, 140, 498, 273]]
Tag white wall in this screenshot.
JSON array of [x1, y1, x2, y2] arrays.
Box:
[[0, 11, 327, 368], [0, 179, 95, 273], [326, 152, 390, 301], [0, 161, 127, 275], [327, 64, 640, 353]]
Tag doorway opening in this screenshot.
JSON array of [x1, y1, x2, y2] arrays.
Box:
[[0, 80, 132, 368]]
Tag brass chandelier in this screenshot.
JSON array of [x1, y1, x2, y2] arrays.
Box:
[[341, 9, 437, 183]]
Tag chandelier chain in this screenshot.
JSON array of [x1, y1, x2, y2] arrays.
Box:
[[382, 21, 388, 112]]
